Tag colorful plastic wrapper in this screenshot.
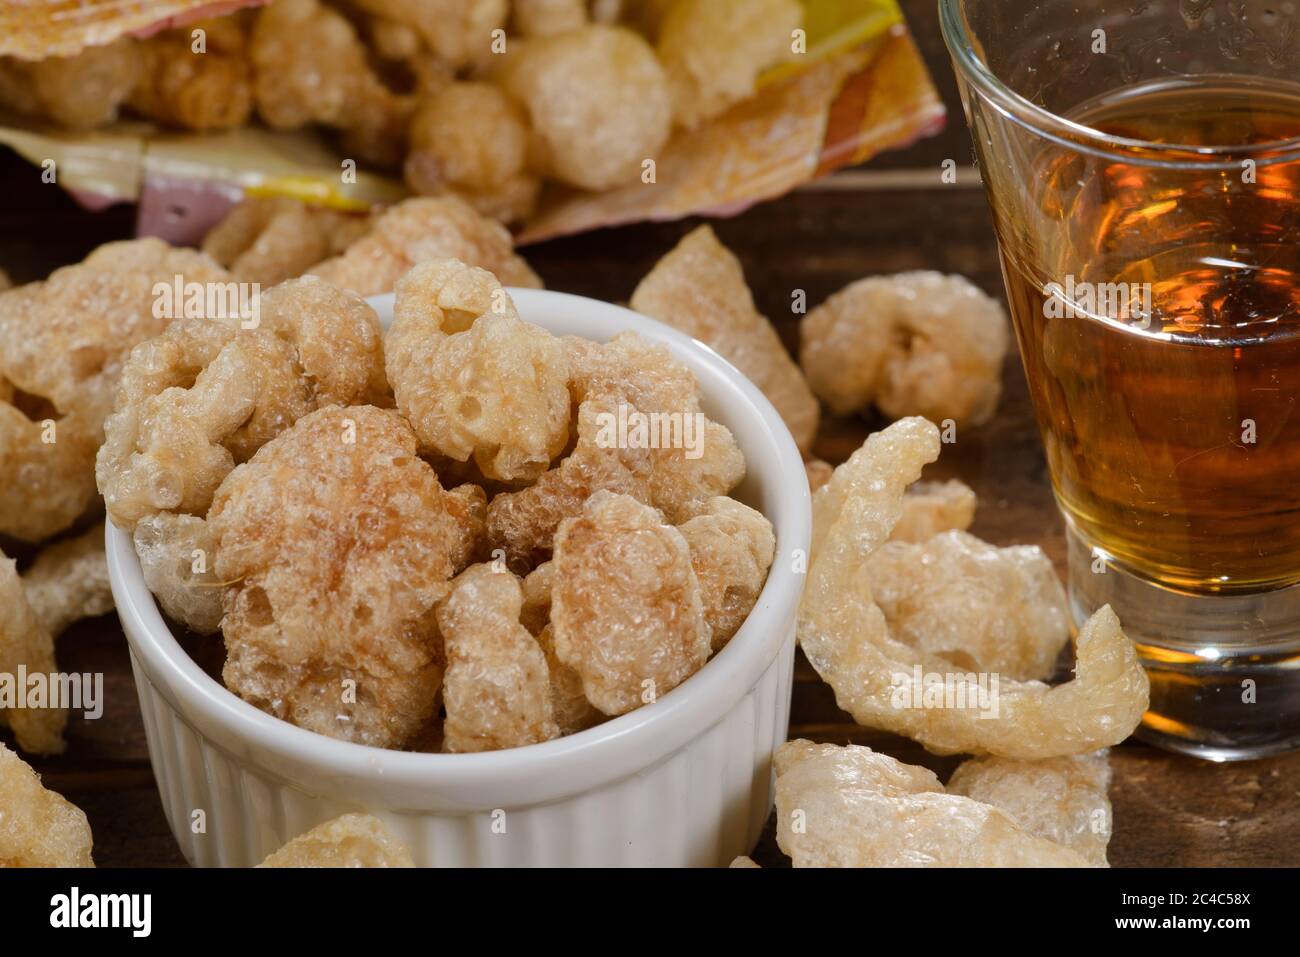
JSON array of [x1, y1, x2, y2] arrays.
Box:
[[0, 1, 259, 61], [0, 0, 943, 246]]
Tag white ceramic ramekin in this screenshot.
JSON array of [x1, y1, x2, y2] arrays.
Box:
[[108, 288, 810, 867]]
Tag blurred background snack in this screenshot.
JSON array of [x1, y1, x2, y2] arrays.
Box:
[[0, 0, 943, 242]]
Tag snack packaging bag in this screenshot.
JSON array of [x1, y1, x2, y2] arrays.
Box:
[[0, 0, 944, 244]]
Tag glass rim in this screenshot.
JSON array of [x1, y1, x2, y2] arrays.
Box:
[[938, 0, 1300, 169]]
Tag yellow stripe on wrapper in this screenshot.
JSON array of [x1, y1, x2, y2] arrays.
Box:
[[242, 178, 380, 213], [0, 123, 406, 209], [760, 0, 904, 86], [244, 181, 374, 213], [145, 127, 406, 209]]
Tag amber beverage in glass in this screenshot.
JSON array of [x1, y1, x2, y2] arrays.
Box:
[[942, 0, 1300, 758]]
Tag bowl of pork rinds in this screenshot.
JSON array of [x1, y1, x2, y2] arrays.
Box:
[[104, 258, 810, 867]]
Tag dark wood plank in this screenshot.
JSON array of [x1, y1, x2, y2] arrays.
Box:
[[63, 785, 189, 868]]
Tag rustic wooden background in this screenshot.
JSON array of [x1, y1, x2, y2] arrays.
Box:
[[2, 0, 1297, 867]]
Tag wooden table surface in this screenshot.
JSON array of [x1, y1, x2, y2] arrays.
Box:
[[3, 1, 1298, 868]]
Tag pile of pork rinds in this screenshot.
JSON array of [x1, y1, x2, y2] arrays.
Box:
[[0, 193, 1149, 868], [0, 0, 807, 224], [99, 251, 773, 756]]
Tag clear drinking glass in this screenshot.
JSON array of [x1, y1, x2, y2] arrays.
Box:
[[940, 0, 1300, 759]]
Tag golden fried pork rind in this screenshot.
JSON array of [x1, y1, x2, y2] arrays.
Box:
[[552, 491, 709, 715], [444, 482, 489, 571], [486, 332, 745, 566], [630, 225, 818, 453], [439, 564, 559, 753], [866, 530, 1070, 682], [799, 417, 1149, 758], [520, 560, 554, 637], [0, 526, 118, 754], [948, 750, 1113, 867], [502, 24, 671, 191], [0, 742, 94, 867], [97, 317, 297, 530], [133, 513, 224, 636], [512, 0, 588, 37], [129, 22, 253, 131], [5, 239, 217, 410], [563, 330, 700, 410], [810, 465, 976, 542], [404, 82, 540, 224], [202, 197, 371, 287], [209, 406, 466, 749], [0, 40, 137, 129], [658, 0, 802, 130], [774, 740, 1091, 867], [386, 259, 569, 481], [258, 813, 413, 868], [892, 478, 976, 543], [0, 401, 101, 546], [535, 623, 604, 735], [350, 0, 506, 69], [22, 524, 113, 638], [519, 562, 604, 735], [258, 275, 389, 407], [801, 272, 1010, 427], [679, 496, 774, 652], [0, 239, 230, 541], [250, 0, 410, 164], [0, 555, 65, 755], [96, 276, 385, 530], [307, 196, 542, 297]]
